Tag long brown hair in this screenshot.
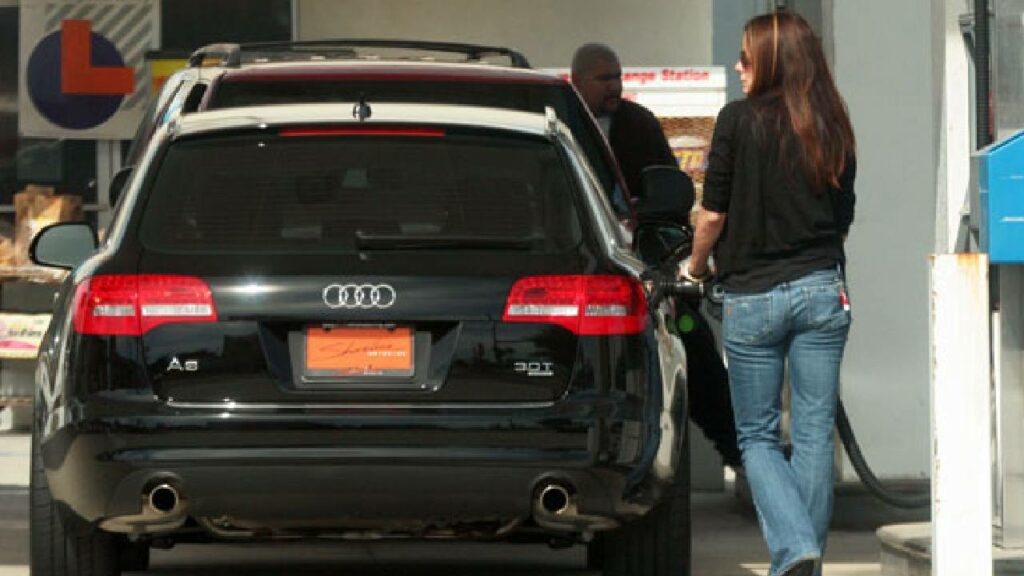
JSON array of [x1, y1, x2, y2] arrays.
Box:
[[742, 10, 855, 191]]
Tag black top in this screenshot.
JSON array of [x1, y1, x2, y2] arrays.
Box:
[[702, 99, 856, 293], [608, 99, 677, 199]]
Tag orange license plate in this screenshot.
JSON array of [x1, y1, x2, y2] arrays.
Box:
[[305, 326, 414, 377]]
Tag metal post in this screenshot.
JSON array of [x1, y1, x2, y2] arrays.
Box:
[[930, 253, 993, 576], [94, 140, 121, 232]]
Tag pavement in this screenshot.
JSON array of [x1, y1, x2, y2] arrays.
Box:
[[0, 431, 927, 575]]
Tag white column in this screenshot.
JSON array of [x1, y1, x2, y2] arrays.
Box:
[[930, 253, 993, 576], [936, 0, 972, 253]]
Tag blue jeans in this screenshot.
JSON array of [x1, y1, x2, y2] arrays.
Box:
[[723, 268, 851, 576]]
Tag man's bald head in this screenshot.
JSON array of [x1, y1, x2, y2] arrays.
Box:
[[570, 43, 624, 117], [571, 43, 620, 80]]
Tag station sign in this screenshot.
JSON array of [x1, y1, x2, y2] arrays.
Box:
[[18, 0, 160, 139]]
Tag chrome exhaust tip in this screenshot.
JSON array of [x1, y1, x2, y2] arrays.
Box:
[[147, 483, 180, 515], [99, 480, 187, 533], [538, 483, 572, 515]]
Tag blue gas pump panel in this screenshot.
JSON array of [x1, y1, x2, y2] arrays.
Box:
[[978, 129, 1024, 263]]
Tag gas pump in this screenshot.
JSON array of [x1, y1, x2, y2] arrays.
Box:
[[972, 130, 1024, 549], [966, 0, 1024, 552]]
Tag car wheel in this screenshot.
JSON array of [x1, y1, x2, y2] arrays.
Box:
[[589, 438, 691, 576], [118, 539, 150, 572], [30, 423, 121, 576], [586, 532, 605, 570]]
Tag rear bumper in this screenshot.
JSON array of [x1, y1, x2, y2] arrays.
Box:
[[42, 394, 685, 538]]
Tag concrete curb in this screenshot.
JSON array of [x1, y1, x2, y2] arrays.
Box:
[[878, 521, 1024, 576], [877, 523, 930, 576]]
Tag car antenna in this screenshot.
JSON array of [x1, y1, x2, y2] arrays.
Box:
[[352, 93, 372, 121]]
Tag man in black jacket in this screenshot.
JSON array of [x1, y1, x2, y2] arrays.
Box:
[[572, 42, 742, 469], [570, 43, 677, 199]]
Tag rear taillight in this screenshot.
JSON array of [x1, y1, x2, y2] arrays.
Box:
[[72, 275, 218, 336], [502, 275, 648, 335]]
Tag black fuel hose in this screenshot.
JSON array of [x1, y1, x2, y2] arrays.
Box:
[[974, 0, 991, 148], [836, 399, 930, 509]]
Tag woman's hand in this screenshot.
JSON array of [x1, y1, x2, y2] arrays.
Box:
[[680, 257, 713, 282]]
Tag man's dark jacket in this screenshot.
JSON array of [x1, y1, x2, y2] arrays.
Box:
[[608, 99, 678, 198], [608, 99, 741, 468]]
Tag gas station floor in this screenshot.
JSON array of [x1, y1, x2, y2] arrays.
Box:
[[693, 474, 928, 576], [692, 493, 882, 575], [0, 432, 928, 575]]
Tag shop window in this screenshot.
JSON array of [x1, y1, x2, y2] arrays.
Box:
[[0, 7, 18, 206], [3, 7, 98, 256], [161, 0, 292, 53], [15, 139, 97, 204], [0, 0, 293, 273]]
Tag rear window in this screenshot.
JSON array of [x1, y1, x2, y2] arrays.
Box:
[[138, 130, 583, 255], [210, 79, 623, 213], [211, 80, 571, 117]]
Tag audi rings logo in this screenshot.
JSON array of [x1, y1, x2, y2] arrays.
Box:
[[322, 283, 397, 309]]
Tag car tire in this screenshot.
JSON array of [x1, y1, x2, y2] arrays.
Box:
[[589, 438, 691, 576], [118, 539, 150, 572], [30, 423, 121, 576], [586, 532, 605, 570]]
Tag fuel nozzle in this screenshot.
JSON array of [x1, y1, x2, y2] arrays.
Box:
[[667, 277, 724, 299], [667, 277, 708, 300], [665, 275, 725, 318]]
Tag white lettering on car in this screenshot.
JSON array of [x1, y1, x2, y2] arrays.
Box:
[[513, 361, 555, 377]]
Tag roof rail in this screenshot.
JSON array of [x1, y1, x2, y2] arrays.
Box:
[[187, 39, 532, 69], [544, 106, 560, 139], [187, 43, 239, 67]]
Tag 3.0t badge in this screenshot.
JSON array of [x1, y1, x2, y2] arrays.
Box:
[[513, 361, 554, 377]]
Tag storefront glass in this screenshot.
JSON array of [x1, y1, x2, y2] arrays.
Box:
[[0, 7, 18, 206], [162, 0, 291, 52]]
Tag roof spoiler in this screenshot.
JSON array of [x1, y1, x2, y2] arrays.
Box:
[[187, 39, 532, 69]]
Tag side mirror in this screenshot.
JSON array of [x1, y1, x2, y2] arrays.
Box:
[[634, 166, 695, 226], [109, 166, 132, 206], [30, 222, 98, 270]]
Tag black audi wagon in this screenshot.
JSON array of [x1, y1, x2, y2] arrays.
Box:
[[30, 101, 697, 576]]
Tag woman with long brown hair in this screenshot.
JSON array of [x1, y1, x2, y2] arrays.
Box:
[[684, 10, 856, 576]]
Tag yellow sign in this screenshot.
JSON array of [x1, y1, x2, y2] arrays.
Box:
[[149, 58, 188, 93]]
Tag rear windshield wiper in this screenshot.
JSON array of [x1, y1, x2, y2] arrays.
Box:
[[354, 230, 538, 250]]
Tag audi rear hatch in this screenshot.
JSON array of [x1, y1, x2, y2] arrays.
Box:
[[117, 125, 644, 404]]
